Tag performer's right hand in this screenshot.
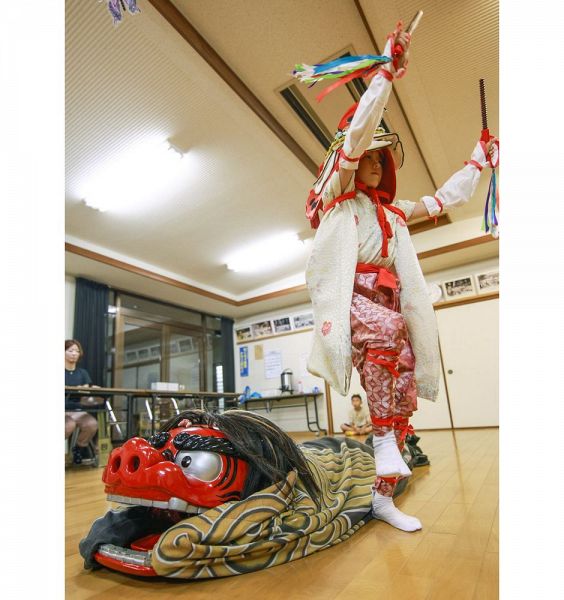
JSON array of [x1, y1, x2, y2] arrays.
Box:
[[394, 30, 411, 69]]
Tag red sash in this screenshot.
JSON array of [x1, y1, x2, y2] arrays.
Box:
[[355, 263, 398, 290]]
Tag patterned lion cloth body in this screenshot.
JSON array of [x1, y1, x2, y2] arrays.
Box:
[[151, 437, 375, 578], [80, 436, 423, 579]]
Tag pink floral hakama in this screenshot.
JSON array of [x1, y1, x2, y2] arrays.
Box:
[[350, 269, 418, 496]]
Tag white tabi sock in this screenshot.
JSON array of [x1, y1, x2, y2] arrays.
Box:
[[371, 492, 422, 532], [372, 430, 412, 477]]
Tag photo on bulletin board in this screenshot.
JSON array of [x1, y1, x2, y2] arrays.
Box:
[[293, 313, 314, 329], [442, 275, 476, 299], [235, 327, 253, 343], [273, 317, 292, 333], [474, 270, 499, 294], [251, 320, 274, 338]]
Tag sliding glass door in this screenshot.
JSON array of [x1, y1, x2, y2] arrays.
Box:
[[167, 328, 203, 391], [118, 316, 163, 389]]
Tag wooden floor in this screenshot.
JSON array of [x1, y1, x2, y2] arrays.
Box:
[[66, 428, 498, 600]]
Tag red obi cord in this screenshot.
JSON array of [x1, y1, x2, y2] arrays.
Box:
[[371, 415, 397, 428], [371, 415, 415, 442], [323, 191, 357, 213], [356, 263, 398, 290], [379, 476, 399, 485], [366, 348, 400, 378], [393, 416, 415, 443], [339, 148, 362, 163], [354, 181, 406, 258], [465, 159, 483, 171], [428, 195, 444, 224], [379, 69, 394, 82]]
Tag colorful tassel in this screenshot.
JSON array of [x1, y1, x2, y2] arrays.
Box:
[[105, 0, 140, 25], [293, 54, 391, 102], [481, 168, 499, 239]]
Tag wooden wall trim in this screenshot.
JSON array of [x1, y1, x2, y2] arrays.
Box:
[[408, 214, 450, 234], [235, 327, 313, 345], [65, 243, 238, 306], [67, 235, 497, 308], [237, 284, 307, 305], [147, 0, 318, 176], [434, 291, 498, 310], [418, 235, 496, 260]]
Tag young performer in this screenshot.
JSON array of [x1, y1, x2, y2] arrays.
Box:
[[305, 24, 496, 531]]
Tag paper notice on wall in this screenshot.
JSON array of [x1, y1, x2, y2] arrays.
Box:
[[264, 350, 283, 379]]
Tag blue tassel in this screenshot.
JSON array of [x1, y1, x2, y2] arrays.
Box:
[[309, 54, 389, 73], [482, 169, 499, 237], [483, 176, 492, 233]]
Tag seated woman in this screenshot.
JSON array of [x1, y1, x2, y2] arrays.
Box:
[[65, 339, 98, 464]]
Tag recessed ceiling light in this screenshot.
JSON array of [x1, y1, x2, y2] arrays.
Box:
[[80, 137, 191, 213], [225, 233, 306, 273]]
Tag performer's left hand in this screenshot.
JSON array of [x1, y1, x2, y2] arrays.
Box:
[[485, 136, 497, 157]]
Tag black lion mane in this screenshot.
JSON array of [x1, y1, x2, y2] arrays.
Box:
[[160, 409, 321, 504]]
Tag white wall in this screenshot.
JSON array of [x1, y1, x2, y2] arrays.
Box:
[[234, 303, 328, 432], [65, 275, 76, 339], [411, 215, 483, 253], [416, 257, 499, 429], [436, 298, 499, 427]]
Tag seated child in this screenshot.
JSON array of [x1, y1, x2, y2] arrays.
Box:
[[340, 394, 372, 435]]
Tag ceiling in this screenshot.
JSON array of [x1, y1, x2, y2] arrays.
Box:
[[65, 0, 498, 318]]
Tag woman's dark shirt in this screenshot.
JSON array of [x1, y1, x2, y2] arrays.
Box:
[[65, 368, 92, 410]]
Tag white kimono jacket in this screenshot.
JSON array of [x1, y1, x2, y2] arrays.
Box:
[[305, 170, 441, 401]]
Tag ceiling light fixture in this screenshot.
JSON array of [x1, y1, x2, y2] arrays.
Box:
[[225, 233, 306, 274], [80, 137, 190, 213]]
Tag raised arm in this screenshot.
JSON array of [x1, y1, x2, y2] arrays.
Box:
[[338, 30, 411, 191], [407, 138, 497, 221]]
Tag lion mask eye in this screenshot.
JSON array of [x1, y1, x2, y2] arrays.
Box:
[[174, 451, 223, 482]]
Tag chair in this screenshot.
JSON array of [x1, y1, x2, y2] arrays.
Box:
[[67, 427, 98, 467]]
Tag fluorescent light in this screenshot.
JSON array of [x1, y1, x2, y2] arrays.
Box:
[[226, 233, 306, 273], [81, 137, 190, 213]]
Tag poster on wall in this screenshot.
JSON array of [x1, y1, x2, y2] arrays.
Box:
[[252, 320, 274, 338], [239, 346, 249, 377], [293, 313, 314, 329], [442, 275, 476, 300], [264, 350, 283, 379], [235, 327, 252, 343], [273, 317, 292, 333], [475, 270, 499, 294]]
